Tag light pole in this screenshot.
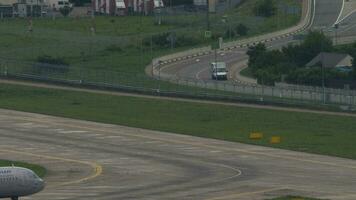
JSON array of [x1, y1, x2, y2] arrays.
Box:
[[206, 0, 210, 31], [321, 53, 326, 104], [213, 49, 218, 84], [320, 29, 326, 104], [157, 0, 162, 25], [334, 23, 339, 45], [151, 35, 153, 76], [158, 63, 161, 93]]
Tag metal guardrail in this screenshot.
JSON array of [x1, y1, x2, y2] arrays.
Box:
[[146, 0, 356, 108], [152, 0, 314, 68], [0, 0, 354, 110], [156, 75, 356, 106], [0, 59, 355, 111]]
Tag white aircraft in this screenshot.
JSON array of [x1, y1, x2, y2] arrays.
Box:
[[0, 166, 45, 200]]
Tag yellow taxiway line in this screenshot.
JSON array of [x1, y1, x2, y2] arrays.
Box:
[[0, 149, 103, 187]]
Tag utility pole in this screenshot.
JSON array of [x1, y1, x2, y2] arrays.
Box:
[[214, 40, 218, 81], [157, 0, 162, 25], [334, 23, 339, 45], [320, 30, 326, 104], [321, 53, 326, 104], [206, 0, 210, 31]]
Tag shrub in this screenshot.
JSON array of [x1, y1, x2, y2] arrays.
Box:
[[143, 33, 200, 49], [255, 69, 280, 86], [235, 23, 248, 36], [224, 28, 236, 39], [163, 0, 193, 6], [105, 45, 123, 53], [35, 55, 69, 73], [59, 6, 72, 17], [175, 35, 200, 47], [37, 55, 68, 66], [254, 0, 276, 17]]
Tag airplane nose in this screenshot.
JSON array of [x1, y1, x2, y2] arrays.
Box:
[[37, 179, 45, 191]]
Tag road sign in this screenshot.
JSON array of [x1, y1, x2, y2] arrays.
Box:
[[205, 31, 212, 38]]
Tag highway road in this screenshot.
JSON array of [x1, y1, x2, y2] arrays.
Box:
[[152, 0, 356, 107], [312, 0, 343, 28], [1, 2, 356, 200], [158, 0, 348, 84], [159, 36, 299, 83], [1, 109, 356, 200]]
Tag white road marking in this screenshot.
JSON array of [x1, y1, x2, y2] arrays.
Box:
[[335, 0, 354, 25], [58, 130, 88, 134], [195, 67, 209, 80], [14, 122, 49, 128]]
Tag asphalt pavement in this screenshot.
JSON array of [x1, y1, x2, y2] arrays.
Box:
[[2, 1, 356, 200], [154, 0, 356, 107], [311, 0, 343, 28], [1, 109, 356, 200], [159, 0, 345, 84]]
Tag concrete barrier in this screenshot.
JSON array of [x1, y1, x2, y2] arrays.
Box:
[[221, 0, 313, 49], [150, 0, 313, 73], [153, 46, 212, 67]]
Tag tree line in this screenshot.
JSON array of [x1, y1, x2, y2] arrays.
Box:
[[247, 31, 356, 87]]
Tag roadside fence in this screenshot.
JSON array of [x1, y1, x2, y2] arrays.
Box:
[[1, 59, 355, 110]]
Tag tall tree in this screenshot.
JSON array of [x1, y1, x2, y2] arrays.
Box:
[[299, 31, 334, 65], [247, 43, 266, 65], [352, 58, 356, 80]]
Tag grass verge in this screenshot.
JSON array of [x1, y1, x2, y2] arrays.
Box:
[[0, 160, 46, 178], [0, 83, 356, 160], [240, 67, 254, 78], [0, 0, 301, 77]]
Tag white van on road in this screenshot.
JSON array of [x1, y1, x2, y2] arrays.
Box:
[[46, 0, 72, 10], [211, 62, 228, 80]]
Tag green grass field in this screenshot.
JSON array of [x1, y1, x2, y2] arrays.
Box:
[[240, 66, 254, 78], [0, 0, 301, 80], [0, 160, 46, 178], [0, 83, 355, 160]]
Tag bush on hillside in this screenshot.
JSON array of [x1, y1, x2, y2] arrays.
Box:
[[59, 6, 72, 17], [235, 23, 248, 36], [143, 32, 200, 48], [34, 55, 69, 73], [254, 0, 277, 17]]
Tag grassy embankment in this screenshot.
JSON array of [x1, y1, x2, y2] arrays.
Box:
[[0, 0, 301, 89], [0, 83, 355, 160], [0, 160, 46, 178]]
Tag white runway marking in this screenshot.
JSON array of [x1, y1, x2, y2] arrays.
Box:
[[58, 130, 88, 134]]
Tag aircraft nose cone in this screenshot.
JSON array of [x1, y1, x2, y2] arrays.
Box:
[[37, 179, 45, 191]]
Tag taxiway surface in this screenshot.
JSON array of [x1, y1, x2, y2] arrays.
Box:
[[1, 109, 356, 200]]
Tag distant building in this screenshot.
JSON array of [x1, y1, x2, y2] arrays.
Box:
[[194, 0, 217, 12], [45, 0, 72, 10], [0, 0, 15, 17], [92, 0, 163, 15], [306, 52, 353, 69], [0, 0, 17, 5], [13, 0, 46, 17]]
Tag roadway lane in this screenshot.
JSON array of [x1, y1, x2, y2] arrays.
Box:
[[157, 0, 346, 85], [1, 109, 356, 200], [312, 0, 343, 28], [159, 35, 300, 84], [160, 49, 248, 81], [334, 12, 356, 38]]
